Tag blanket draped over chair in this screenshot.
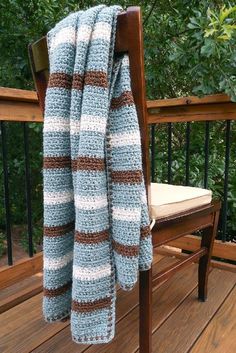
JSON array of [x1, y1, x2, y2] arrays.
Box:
[[42, 4, 153, 344]]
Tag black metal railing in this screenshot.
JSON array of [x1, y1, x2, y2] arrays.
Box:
[[1, 121, 13, 265], [150, 119, 235, 243], [1, 91, 235, 266], [0, 121, 41, 266]]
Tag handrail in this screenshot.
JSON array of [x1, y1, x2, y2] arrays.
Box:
[[0, 87, 42, 122], [147, 94, 236, 124], [1, 87, 236, 123]]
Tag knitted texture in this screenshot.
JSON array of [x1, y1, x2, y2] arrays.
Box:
[[42, 4, 153, 344]]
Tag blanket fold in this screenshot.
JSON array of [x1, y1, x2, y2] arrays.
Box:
[[42, 4, 153, 344]]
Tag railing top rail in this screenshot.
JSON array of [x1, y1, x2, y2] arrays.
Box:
[[1, 88, 233, 106], [147, 93, 232, 109], [1, 87, 236, 123], [0, 87, 38, 103], [147, 94, 236, 124]]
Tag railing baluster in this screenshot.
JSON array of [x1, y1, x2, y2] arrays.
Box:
[[0, 121, 13, 265], [167, 122, 172, 184], [151, 124, 155, 182], [204, 121, 210, 189], [221, 120, 231, 242], [23, 122, 34, 257], [185, 122, 190, 186]]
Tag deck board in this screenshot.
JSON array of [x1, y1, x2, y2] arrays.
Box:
[[189, 285, 236, 353], [0, 272, 42, 313], [0, 254, 235, 353], [149, 269, 236, 353], [31, 255, 169, 353]]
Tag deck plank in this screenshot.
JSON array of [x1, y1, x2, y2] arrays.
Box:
[[31, 253, 165, 353], [147, 269, 236, 353], [189, 285, 236, 353], [84, 262, 199, 353], [0, 272, 43, 313], [0, 253, 163, 353], [0, 293, 69, 353], [1, 254, 235, 353]]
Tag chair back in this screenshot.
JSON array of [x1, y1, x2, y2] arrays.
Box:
[[28, 6, 151, 201]]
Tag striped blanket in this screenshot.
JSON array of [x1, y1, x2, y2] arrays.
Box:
[[42, 4, 153, 344]]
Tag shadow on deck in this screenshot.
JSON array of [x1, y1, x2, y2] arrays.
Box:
[[0, 251, 235, 353]]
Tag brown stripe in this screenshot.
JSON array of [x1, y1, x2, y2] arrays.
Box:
[[71, 156, 105, 171], [75, 229, 109, 244], [72, 73, 84, 90], [48, 72, 73, 89], [111, 91, 134, 110], [72, 297, 112, 313], [112, 240, 139, 257], [141, 225, 151, 239], [84, 71, 108, 88], [43, 156, 71, 169], [43, 279, 72, 297], [44, 221, 74, 237], [111, 170, 142, 184]]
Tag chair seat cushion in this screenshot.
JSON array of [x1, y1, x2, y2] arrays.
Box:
[[149, 183, 212, 220]]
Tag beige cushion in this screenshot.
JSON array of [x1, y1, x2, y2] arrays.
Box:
[[149, 183, 212, 220]]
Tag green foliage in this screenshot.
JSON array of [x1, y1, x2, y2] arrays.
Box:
[[145, 1, 236, 100], [1, 1, 236, 98], [0, 232, 6, 258], [20, 222, 43, 254]]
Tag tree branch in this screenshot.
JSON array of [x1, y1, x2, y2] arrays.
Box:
[[143, 0, 159, 26]]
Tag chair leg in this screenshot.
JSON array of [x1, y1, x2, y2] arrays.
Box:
[[198, 210, 220, 301], [139, 266, 152, 353]]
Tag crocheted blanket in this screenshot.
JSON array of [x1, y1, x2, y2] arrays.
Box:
[[42, 4, 153, 344]]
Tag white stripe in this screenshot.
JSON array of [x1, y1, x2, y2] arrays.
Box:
[[50, 27, 76, 52], [50, 22, 111, 54], [75, 194, 108, 210], [44, 117, 70, 132], [80, 114, 107, 133], [44, 190, 74, 205], [92, 22, 111, 41], [110, 131, 141, 147], [113, 207, 141, 221], [73, 263, 111, 281], [44, 251, 73, 270], [141, 189, 147, 204], [77, 24, 92, 42], [122, 56, 130, 67], [70, 119, 81, 135]]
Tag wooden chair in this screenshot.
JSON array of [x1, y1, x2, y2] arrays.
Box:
[[28, 6, 221, 353]]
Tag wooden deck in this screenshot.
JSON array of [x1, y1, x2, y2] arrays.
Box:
[[0, 251, 235, 353]]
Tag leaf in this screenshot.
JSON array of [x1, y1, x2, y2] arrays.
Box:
[[217, 34, 230, 41], [187, 22, 199, 29], [204, 28, 216, 37], [219, 5, 236, 24], [200, 39, 215, 57]]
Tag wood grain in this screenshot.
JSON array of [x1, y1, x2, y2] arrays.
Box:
[[146, 94, 232, 109], [168, 234, 236, 262], [190, 286, 236, 353], [0, 252, 43, 289], [20, 253, 163, 353], [0, 99, 42, 122], [0, 293, 69, 353], [84, 262, 200, 353], [0, 87, 38, 102], [148, 269, 236, 353], [156, 246, 236, 273], [0, 272, 42, 313]]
